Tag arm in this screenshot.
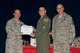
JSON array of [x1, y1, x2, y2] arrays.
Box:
[[6, 21, 21, 36], [35, 19, 43, 37], [68, 16, 75, 43], [52, 17, 56, 39]]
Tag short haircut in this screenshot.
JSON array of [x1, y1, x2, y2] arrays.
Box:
[[12, 8, 21, 13], [39, 5, 47, 10]]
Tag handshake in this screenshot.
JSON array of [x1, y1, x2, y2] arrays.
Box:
[[30, 33, 36, 37]]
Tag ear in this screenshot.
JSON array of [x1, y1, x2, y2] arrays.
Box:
[[13, 13, 15, 16], [63, 7, 64, 10], [56, 9, 57, 11], [45, 10, 47, 13], [56, 9, 58, 12]]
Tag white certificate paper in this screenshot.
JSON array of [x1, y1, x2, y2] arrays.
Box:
[[21, 25, 33, 35]]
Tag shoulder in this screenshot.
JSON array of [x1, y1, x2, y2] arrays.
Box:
[[64, 13, 74, 24], [64, 13, 72, 18], [6, 18, 14, 24], [52, 14, 58, 21], [53, 14, 58, 18], [64, 13, 73, 21], [45, 15, 51, 21], [20, 21, 24, 25]]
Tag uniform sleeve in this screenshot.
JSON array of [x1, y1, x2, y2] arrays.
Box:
[[35, 19, 43, 37], [45, 18, 51, 33], [52, 17, 56, 39], [68, 16, 75, 43], [6, 21, 20, 36], [35, 18, 51, 37], [21, 21, 24, 25]]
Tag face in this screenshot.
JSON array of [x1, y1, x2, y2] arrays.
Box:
[[39, 7, 46, 17], [13, 9, 21, 19], [56, 4, 64, 14]]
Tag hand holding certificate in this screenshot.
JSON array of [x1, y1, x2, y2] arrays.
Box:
[[21, 25, 33, 35]]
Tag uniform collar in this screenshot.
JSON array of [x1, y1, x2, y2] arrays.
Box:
[[13, 18, 20, 23]]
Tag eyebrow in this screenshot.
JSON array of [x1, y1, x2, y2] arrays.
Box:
[[57, 7, 63, 9]]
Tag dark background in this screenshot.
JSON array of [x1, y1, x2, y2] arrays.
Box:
[[0, 0, 80, 53]]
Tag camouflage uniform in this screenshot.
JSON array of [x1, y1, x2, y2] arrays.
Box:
[[36, 15, 51, 53], [5, 18, 24, 53], [71, 37, 80, 47], [52, 12, 75, 53]]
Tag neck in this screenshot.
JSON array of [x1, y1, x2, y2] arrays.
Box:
[[59, 12, 64, 16], [41, 16, 44, 17], [41, 14, 46, 17], [14, 18, 20, 22]]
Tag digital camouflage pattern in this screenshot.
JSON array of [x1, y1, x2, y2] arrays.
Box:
[[5, 18, 24, 53], [52, 12, 75, 53]]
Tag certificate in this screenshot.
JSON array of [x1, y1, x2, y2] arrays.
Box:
[[21, 25, 33, 35]]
